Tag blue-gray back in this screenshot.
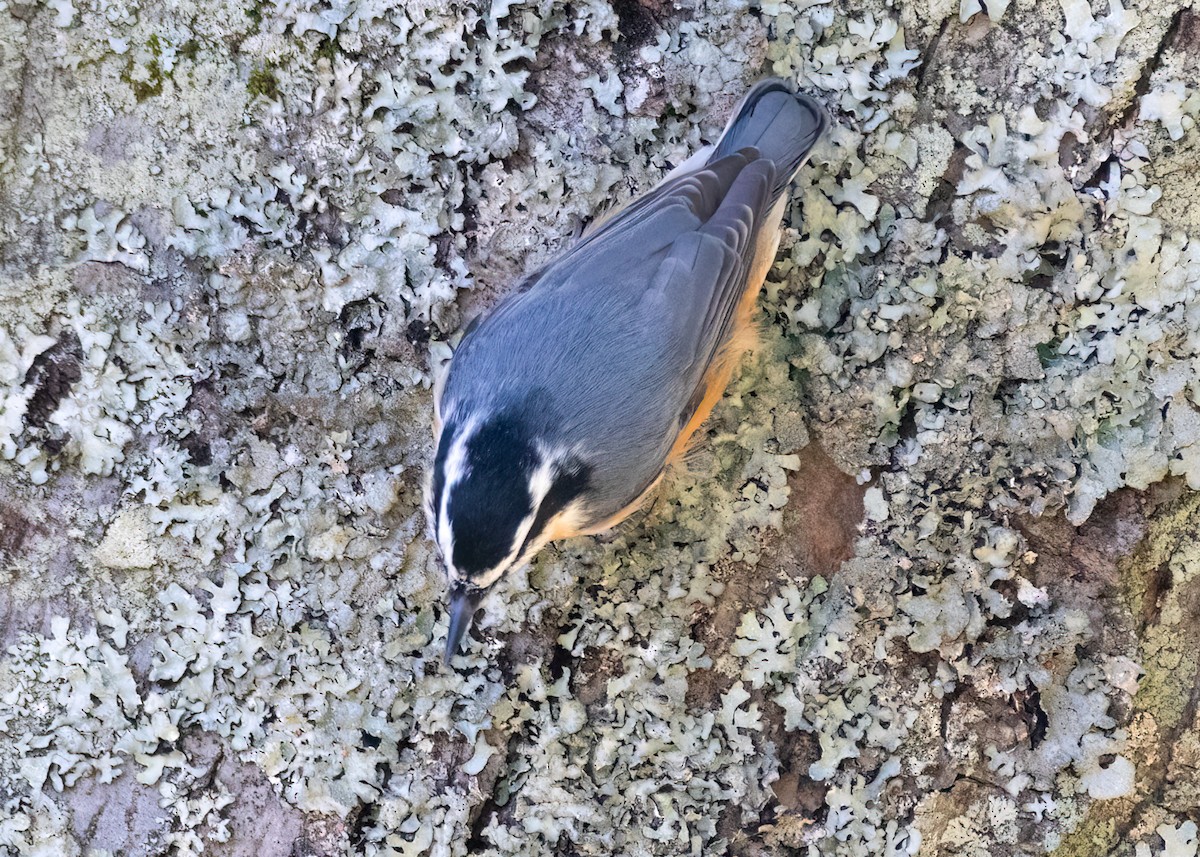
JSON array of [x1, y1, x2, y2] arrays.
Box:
[[441, 84, 827, 522]]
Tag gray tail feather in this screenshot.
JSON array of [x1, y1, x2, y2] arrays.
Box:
[[711, 79, 829, 199]]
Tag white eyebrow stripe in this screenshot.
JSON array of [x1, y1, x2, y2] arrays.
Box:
[[527, 454, 556, 507], [462, 447, 567, 589], [438, 416, 478, 581], [468, 453, 553, 588]]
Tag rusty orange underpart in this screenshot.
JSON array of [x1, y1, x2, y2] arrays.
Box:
[[664, 202, 785, 469], [533, 472, 664, 546]]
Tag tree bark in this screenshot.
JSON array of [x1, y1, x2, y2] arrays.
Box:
[[1, 0, 1199, 854]]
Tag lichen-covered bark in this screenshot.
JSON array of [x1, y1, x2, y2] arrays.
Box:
[[2, 0, 1200, 854]]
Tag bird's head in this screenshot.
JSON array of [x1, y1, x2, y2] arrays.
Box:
[[427, 411, 591, 660]]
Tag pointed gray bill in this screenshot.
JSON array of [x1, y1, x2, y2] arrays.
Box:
[[445, 583, 484, 663]]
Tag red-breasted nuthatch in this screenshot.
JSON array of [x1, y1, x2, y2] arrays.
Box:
[[428, 79, 829, 660]]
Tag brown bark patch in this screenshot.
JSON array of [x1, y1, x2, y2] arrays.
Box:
[[776, 441, 866, 579]]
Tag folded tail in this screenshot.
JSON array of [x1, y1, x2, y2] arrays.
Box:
[[711, 79, 829, 199]]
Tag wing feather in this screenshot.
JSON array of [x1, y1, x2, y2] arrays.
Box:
[[642, 158, 777, 425], [451, 151, 779, 492]]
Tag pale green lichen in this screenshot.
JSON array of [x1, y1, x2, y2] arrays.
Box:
[[3, 0, 1200, 853]]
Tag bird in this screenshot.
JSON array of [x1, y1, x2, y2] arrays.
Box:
[[427, 78, 829, 661]]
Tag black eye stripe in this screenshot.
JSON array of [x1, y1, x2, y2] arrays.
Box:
[[517, 461, 593, 558]]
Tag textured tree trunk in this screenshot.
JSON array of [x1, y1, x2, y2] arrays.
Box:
[[1, 0, 1199, 854]]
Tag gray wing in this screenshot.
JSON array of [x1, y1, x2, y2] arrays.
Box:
[[476, 149, 774, 389], [443, 152, 776, 517], [636, 156, 775, 398]]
